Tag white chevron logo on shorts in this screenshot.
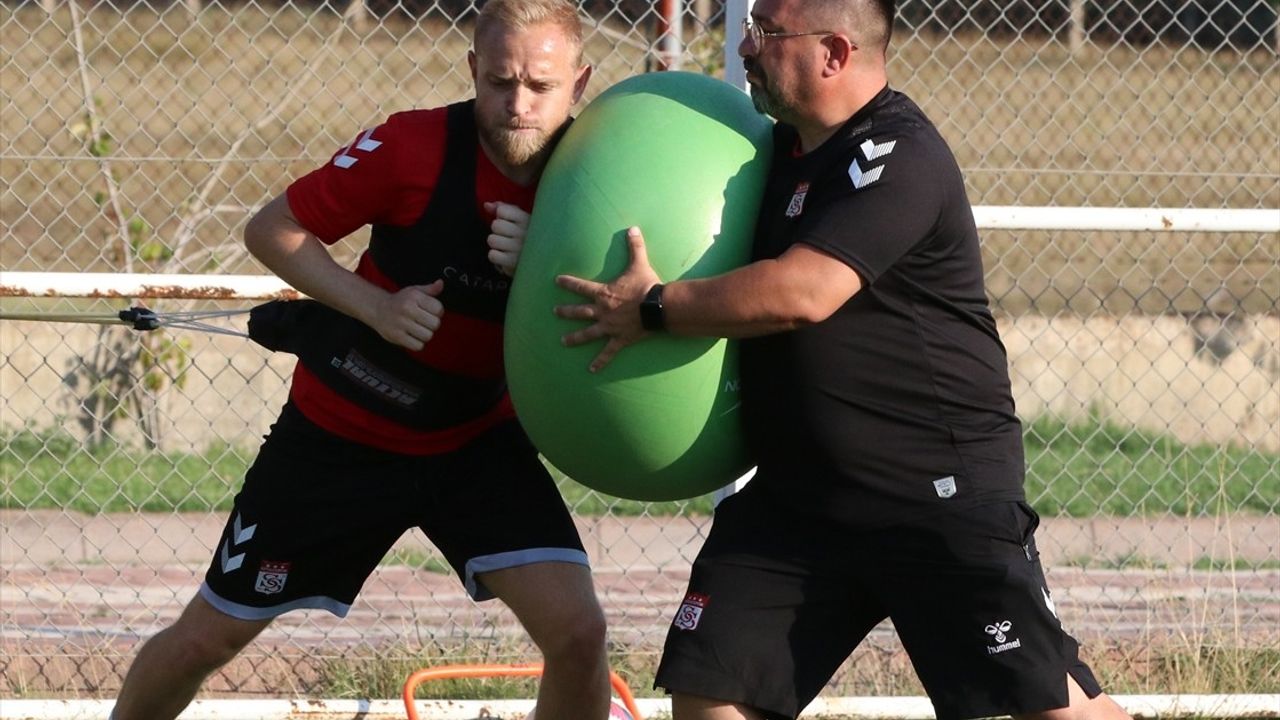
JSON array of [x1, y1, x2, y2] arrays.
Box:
[[219, 513, 257, 573], [333, 128, 383, 168], [233, 513, 257, 544], [860, 138, 896, 160], [220, 540, 245, 573], [1042, 586, 1058, 619]]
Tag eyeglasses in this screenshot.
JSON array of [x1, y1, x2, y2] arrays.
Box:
[[741, 17, 835, 49]]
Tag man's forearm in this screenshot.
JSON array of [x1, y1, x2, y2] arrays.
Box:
[[663, 248, 862, 338], [244, 195, 388, 327]]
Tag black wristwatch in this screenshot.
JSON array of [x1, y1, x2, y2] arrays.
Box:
[[639, 283, 666, 331]]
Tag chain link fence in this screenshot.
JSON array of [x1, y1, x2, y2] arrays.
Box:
[[2, 0, 1278, 702]]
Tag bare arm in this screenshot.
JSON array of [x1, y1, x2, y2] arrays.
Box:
[[244, 194, 444, 351], [555, 226, 863, 371], [662, 243, 862, 337]]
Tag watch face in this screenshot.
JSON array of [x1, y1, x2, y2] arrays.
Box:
[[641, 284, 665, 331]]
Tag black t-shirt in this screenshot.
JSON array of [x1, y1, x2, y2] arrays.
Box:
[[740, 87, 1026, 527]]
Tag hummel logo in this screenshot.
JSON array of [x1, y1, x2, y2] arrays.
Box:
[[848, 138, 896, 189], [232, 513, 257, 544], [860, 138, 896, 161], [219, 513, 258, 573], [1042, 586, 1058, 619], [334, 128, 383, 169], [847, 160, 883, 189], [984, 620, 1022, 655]]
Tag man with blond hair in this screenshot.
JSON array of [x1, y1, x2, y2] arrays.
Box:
[[109, 1, 611, 717]]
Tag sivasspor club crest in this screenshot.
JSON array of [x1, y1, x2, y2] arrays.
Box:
[[785, 181, 810, 218], [254, 560, 291, 595], [672, 591, 710, 631]]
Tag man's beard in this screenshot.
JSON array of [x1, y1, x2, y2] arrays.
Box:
[[480, 121, 553, 168], [748, 83, 782, 118], [744, 59, 789, 120]]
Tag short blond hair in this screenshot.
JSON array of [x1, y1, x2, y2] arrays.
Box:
[[474, 0, 584, 64]]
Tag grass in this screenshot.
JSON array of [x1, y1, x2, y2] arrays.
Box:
[[2, 414, 1275, 517], [0, 428, 249, 513], [1191, 556, 1280, 571], [841, 643, 1280, 696], [315, 641, 657, 701], [306, 639, 1280, 700], [1065, 553, 1170, 570], [378, 547, 452, 574], [1023, 415, 1279, 516]]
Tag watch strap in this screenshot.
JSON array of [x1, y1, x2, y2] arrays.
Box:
[[640, 283, 666, 331]]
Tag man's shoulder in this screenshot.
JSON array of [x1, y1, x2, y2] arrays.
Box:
[[382, 105, 452, 137], [842, 92, 935, 143], [355, 106, 458, 172], [823, 92, 953, 176]]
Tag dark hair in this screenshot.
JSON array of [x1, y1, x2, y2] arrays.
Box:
[[826, 0, 895, 54], [862, 0, 895, 51]]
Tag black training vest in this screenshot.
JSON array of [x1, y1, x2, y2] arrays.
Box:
[[251, 101, 510, 430]]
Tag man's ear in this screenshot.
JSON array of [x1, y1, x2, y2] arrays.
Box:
[[468, 49, 478, 83], [823, 34, 855, 76], [572, 64, 593, 104]]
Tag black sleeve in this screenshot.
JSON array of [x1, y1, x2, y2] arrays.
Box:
[[792, 130, 947, 284]]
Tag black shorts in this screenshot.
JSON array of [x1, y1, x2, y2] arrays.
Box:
[[654, 483, 1102, 720], [200, 403, 587, 620]]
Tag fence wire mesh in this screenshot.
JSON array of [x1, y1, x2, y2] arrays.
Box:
[[1, 0, 1278, 702]]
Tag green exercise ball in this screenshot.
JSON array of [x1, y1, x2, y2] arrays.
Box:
[[504, 71, 772, 501]]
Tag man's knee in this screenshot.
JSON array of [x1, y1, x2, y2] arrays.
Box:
[[550, 608, 607, 663], [154, 622, 243, 671], [159, 600, 267, 671]]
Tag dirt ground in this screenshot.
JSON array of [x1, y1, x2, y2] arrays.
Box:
[[2, 510, 1278, 696]]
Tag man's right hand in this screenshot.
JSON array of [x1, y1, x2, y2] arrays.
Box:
[[369, 280, 445, 351]]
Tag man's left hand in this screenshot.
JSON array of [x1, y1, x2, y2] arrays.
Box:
[[485, 201, 529, 276], [555, 226, 662, 373]]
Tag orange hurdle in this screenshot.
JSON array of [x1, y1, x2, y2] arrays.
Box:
[[402, 662, 643, 720]]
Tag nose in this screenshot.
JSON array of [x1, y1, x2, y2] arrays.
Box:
[[508, 84, 533, 118]]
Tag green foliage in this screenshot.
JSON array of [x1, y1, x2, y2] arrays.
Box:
[[311, 639, 1279, 699], [130, 217, 173, 262], [315, 641, 659, 700], [1131, 645, 1280, 694], [63, 87, 188, 448], [687, 25, 727, 77], [316, 644, 542, 700], [3, 415, 1276, 518], [0, 428, 247, 513], [1065, 553, 1168, 570], [1023, 415, 1279, 516], [379, 548, 452, 574], [1192, 556, 1280, 571], [138, 333, 191, 393]]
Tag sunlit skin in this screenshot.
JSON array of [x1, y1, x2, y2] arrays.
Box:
[[740, 15, 825, 123], [469, 22, 591, 186]]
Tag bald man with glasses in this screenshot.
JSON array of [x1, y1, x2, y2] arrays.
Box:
[[554, 0, 1134, 719]]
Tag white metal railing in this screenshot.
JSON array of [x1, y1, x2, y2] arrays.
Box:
[[4, 207, 1275, 300]]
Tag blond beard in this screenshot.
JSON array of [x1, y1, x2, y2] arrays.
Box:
[[483, 125, 554, 169]]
